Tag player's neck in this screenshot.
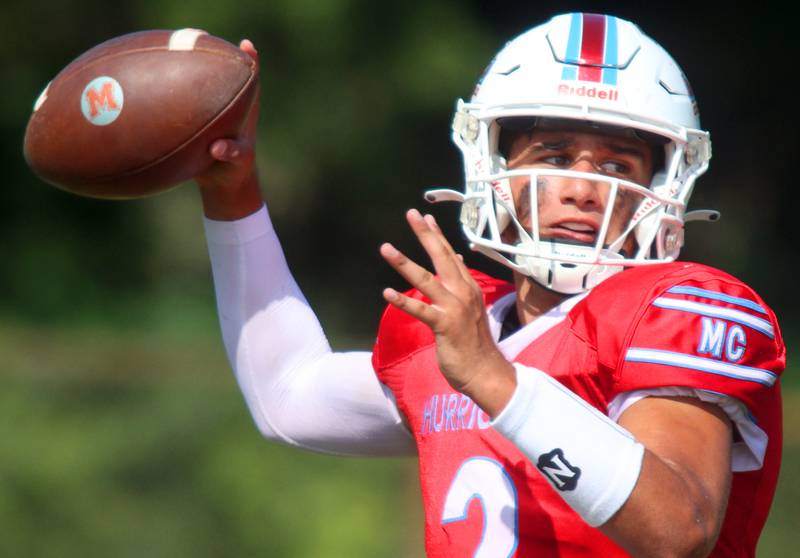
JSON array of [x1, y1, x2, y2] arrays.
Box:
[[513, 273, 569, 325]]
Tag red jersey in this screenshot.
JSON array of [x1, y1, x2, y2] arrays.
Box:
[[372, 262, 785, 557]]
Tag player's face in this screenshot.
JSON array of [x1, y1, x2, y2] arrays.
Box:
[[503, 126, 655, 254]]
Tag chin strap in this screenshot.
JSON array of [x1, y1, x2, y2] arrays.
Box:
[[515, 243, 625, 295]]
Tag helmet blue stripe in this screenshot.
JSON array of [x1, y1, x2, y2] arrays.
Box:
[[602, 16, 619, 85], [561, 12, 582, 80]]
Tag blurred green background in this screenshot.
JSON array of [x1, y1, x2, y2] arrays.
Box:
[[2, 1, 796, 556]]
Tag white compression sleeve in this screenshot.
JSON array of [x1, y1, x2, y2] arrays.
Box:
[[492, 363, 644, 527], [204, 206, 414, 456]]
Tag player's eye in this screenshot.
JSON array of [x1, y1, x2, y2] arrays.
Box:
[[598, 161, 631, 176], [541, 155, 571, 167]]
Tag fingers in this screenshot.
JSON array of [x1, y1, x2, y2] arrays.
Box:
[[407, 209, 473, 285], [426, 214, 472, 283], [381, 208, 480, 329], [236, 38, 261, 137], [406, 210, 458, 279], [208, 38, 260, 165], [380, 242, 452, 305], [242, 83, 261, 137], [382, 288, 441, 328], [239, 39, 258, 63], [209, 139, 250, 163]]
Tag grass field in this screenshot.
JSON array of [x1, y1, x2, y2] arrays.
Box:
[[0, 309, 795, 557]]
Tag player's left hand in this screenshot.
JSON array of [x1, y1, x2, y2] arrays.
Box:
[[380, 209, 516, 417], [196, 39, 263, 221], [198, 39, 260, 185]]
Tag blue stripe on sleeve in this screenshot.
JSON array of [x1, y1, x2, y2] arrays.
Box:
[[666, 286, 767, 315]]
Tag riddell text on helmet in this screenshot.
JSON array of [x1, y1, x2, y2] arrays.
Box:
[[558, 83, 619, 102]]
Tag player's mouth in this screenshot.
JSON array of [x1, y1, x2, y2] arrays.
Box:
[[545, 220, 600, 244]]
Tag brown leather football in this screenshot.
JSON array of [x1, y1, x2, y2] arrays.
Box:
[[23, 29, 258, 199]]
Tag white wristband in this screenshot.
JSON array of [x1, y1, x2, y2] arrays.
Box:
[[492, 363, 644, 527]]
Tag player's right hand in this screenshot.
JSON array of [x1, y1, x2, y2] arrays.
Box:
[[196, 39, 264, 221]]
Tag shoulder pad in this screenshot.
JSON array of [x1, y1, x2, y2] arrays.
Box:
[[572, 262, 785, 409], [571, 262, 744, 349]]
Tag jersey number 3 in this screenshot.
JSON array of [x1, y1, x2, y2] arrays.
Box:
[[442, 457, 519, 557]]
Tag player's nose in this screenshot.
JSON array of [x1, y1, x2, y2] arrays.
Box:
[[559, 160, 602, 209]]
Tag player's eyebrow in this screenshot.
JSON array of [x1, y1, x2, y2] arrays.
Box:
[[508, 139, 568, 164], [603, 141, 648, 160], [538, 139, 572, 150]]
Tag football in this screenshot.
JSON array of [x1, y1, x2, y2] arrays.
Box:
[[23, 29, 258, 199]]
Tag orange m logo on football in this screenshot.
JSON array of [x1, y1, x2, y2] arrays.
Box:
[[85, 81, 119, 118]]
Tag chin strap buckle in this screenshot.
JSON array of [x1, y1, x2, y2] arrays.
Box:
[[684, 209, 721, 223]]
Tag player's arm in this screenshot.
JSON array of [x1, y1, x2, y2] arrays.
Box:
[[492, 365, 732, 557], [195, 40, 414, 457], [601, 395, 732, 557]]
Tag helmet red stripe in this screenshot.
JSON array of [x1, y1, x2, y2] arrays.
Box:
[[578, 13, 606, 82]]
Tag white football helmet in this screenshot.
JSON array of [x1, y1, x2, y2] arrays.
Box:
[[426, 13, 714, 294]]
